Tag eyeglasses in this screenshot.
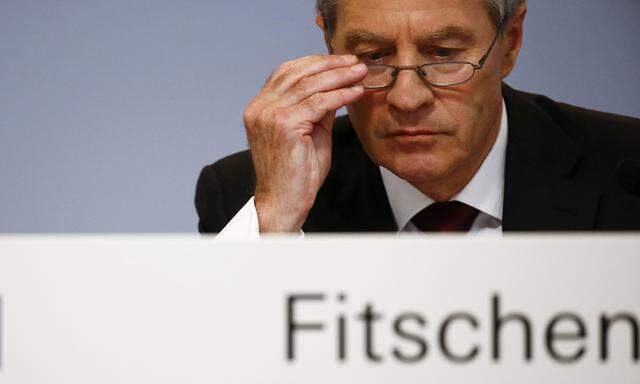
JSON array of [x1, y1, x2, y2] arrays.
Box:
[[360, 24, 504, 89]]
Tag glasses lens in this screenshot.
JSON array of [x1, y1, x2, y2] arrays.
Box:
[[423, 63, 475, 86], [361, 65, 395, 89]]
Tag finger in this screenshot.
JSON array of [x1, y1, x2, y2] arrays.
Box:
[[290, 85, 365, 126], [310, 112, 335, 175], [266, 54, 358, 95], [280, 63, 368, 107]]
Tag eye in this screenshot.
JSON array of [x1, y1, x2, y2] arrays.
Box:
[[426, 47, 463, 62], [433, 48, 453, 58], [358, 50, 392, 64]]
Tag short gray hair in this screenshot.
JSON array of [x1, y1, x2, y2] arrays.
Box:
[[316, 0, 526, 36]]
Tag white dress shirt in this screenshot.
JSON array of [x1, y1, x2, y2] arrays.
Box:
[[217, 101, 508, 239]]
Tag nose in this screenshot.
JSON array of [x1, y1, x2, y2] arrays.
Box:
[[386, 67, 435, 113]]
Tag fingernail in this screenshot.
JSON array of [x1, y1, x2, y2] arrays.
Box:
[[351, 63, 367, 73], [350, 85, 364, 92]]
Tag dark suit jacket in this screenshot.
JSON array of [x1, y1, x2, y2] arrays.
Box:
[[195, 85, 640, 233]]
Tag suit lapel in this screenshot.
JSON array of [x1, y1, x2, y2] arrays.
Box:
[[502, 85, 601, 231]]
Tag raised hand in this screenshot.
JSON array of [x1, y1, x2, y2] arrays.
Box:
[[243, 54, 368, 232]]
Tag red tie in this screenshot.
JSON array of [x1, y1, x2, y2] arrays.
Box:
[[411, 201, 480, 232]]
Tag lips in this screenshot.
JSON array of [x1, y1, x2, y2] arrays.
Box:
[[390, 129, 444, 137]]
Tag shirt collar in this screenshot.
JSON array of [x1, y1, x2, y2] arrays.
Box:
[[380, 99, 508, 230]]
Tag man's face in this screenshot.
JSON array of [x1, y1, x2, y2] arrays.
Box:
[[329, 0, 515, 197]]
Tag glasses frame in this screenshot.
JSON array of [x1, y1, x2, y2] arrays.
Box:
[[361, 22, 505, 90]]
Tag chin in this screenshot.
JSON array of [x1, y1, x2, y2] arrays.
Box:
[[383, 152, 453, 185]]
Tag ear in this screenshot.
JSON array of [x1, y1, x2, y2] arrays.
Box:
[[315, 13, 334, 54], [501, 3, 527, 79]]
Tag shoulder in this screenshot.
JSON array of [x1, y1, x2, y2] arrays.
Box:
[[506, 86, 640, 222], [507, 87, 640, 159], [195, 150, 255, 233], [505, 86, 640, 185], [201, 150, 255, 189]]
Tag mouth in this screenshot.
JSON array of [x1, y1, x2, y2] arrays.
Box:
[[389, 129, 446, 138], [384, 129, 448, 147]]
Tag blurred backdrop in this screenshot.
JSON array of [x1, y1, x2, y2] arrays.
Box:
[[1, 0, 639, 233]]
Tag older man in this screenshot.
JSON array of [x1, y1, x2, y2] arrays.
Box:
[[195, 0, 640, 236]]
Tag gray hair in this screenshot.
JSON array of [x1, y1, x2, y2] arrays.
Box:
[[316, 0, 526, 35]]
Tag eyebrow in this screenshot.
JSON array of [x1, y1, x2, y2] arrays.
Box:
[[344, 25, 477, 51]]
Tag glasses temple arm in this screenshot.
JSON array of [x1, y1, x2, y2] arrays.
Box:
[[476, 20, 506, 69]]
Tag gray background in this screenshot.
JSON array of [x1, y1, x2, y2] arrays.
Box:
[[1, 0, 639, 233]]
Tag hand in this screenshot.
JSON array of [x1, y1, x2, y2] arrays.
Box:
[[243, 54, 368, 233]]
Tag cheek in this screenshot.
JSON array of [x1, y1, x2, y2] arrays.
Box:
[[443, 84, 503, 152], [430, 93, 484, 148], [347, 93, 389, 147], [348, 93, 386, 127], [455, 103, 486, 150]]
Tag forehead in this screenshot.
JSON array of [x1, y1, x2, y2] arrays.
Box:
[[334, 0, 493, 39]]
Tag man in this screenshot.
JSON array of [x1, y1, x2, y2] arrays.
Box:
[[195, 0, 640, 236]]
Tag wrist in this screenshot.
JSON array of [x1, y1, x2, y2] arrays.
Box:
[[254, 193, 312, 233]]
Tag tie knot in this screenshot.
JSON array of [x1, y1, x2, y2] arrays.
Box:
[[411, 201, 480, 232]]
